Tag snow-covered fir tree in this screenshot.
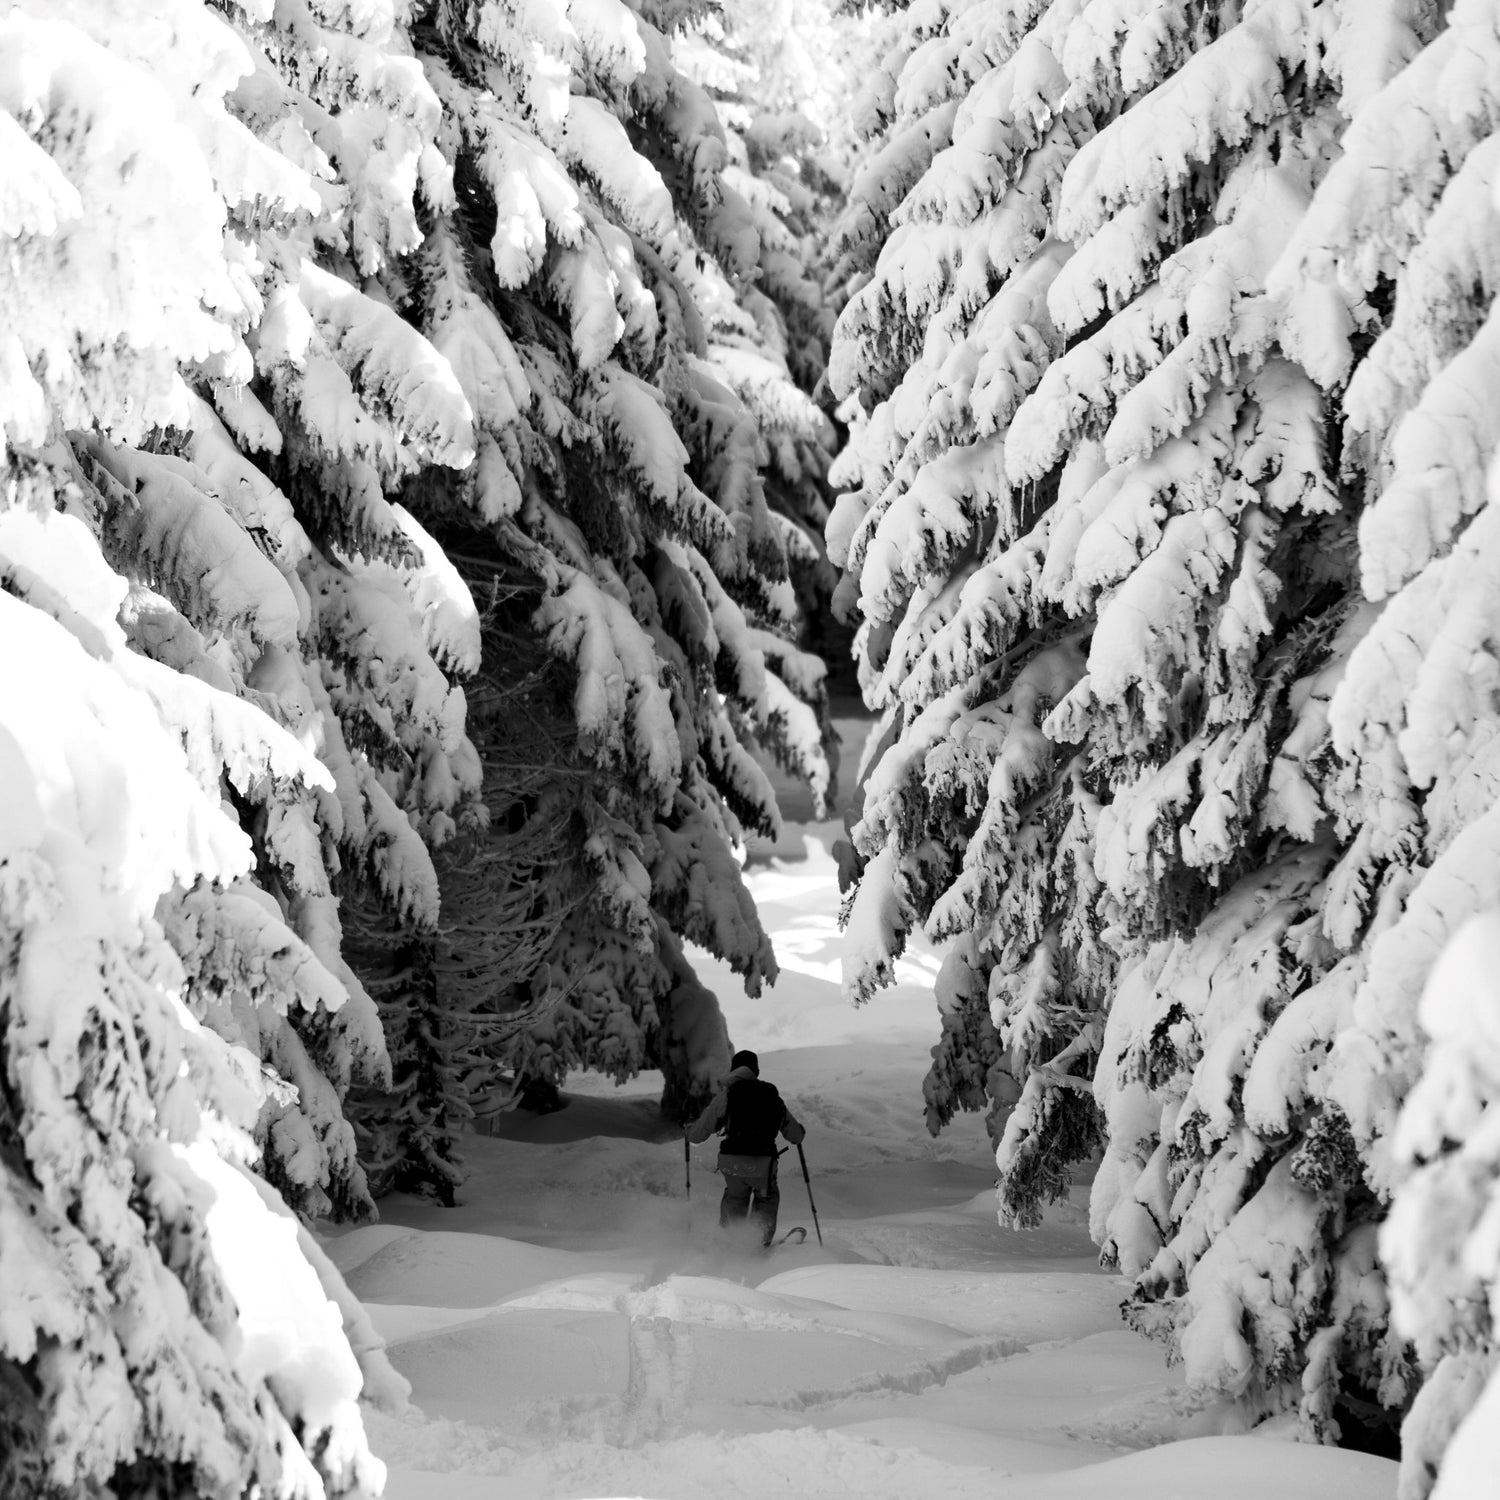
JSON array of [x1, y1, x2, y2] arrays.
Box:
[[828, 0, 1500, 1479], [674, 0, 846, 642], [0, 0, 487, 1487], [370, 0, 836, 1132], [1386, 910, 1500, 1500]]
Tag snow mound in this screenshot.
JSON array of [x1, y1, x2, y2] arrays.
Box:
[[373, 1422, 1397, 1500]]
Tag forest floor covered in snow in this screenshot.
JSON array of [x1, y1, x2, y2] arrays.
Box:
[[320, 716, 1400, 1499]]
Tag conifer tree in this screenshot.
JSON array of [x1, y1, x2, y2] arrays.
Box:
[[675, 2, 847, 661], [828, 0, 1500, 1476], [1386, 910, 1500, 1499], [1, 0, 479, 1487], [393, 0, 834, 1127]]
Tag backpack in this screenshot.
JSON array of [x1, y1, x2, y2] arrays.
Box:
[[720, 1077, 784, 1157]]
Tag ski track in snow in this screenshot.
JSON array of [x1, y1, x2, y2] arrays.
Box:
[[323, 718, 1399, 1499]]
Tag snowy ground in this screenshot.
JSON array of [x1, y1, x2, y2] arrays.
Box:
[[323, 716, 1400, 1499]]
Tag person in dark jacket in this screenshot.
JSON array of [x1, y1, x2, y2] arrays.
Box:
[[686, 1049, 805, 1247]]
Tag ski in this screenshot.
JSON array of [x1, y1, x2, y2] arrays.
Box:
[[777, 1226, 807, 1246]]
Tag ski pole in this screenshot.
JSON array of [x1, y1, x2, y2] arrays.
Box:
[[684, 1134, 691, 1199], [796, 1143, 823, 1247]]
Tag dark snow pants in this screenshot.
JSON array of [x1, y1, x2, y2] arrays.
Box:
[[718, 1156, 779, 1246]]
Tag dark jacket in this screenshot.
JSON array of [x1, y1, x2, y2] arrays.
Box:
[[686, 1064, 805, 1155]]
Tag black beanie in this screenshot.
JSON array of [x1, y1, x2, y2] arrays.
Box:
[[730, 1049, 759, 1075]]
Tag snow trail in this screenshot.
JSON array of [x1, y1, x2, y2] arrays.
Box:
[[329, 725, 1399, 1497]]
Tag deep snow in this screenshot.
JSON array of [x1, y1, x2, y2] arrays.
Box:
[[322, 718, 1400, 1499]]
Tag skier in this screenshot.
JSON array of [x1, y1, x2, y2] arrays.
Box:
[[685, 1050, 805, 1247]]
